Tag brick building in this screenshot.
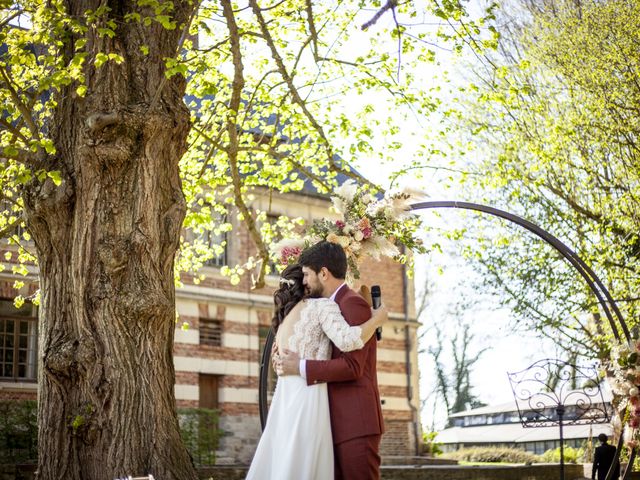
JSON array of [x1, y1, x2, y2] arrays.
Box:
[[0, 185, 422, 464]]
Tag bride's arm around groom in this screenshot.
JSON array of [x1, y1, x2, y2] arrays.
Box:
[[280, 241, 384, 480]]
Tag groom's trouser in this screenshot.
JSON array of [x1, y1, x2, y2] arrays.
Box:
[[334, 434, 381, 480]]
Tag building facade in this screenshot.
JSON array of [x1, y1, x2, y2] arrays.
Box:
[[437, 393, 614, 455], [0, 186, 423, 465]]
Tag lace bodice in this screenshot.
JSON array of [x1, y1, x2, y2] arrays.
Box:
[[285, 298, 364, 360]]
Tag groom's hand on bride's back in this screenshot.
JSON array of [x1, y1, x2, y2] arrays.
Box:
[[271, 342, 280, 372], [276, 349, 301, 376]]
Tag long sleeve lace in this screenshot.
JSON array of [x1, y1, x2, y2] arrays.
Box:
[[315, 299, 364, 352], [288, 298, 364, 360]]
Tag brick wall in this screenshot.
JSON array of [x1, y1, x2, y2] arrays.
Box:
[[0, 389, 37, 401], [381, 420, 417, 456]]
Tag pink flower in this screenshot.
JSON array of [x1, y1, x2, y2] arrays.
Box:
[[358, 218, 371, 230], [630, 416, 640, 429], [361, 227, 373, 239], [280, 246, 302, 264], [335, 220, 346, 229], [631, 396, 640, 406]]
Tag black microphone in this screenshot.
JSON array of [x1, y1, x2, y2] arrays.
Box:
[[371, 285, 382, 341]]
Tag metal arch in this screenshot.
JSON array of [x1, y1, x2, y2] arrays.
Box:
[[258, 327, 275, 429], [258, 200, 631, 478], [408, 201, 630, 480], [410, 201, 628, 341]]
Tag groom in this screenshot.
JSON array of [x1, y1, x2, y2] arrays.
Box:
[[277, 241, 384, 479]]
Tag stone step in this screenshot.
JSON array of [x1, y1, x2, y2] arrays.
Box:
[[198, 463, 586, 480], [382, 455, 458, 466]]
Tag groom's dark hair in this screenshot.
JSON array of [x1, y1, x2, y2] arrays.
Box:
[[298, 241, 347, 279]]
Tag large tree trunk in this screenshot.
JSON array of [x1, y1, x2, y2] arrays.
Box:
[[21, 2, 198, 478]]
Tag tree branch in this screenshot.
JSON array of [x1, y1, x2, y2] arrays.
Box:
[[222, 0, 270, 289], [0, 64, 40, 142], [248, 0, 379, 191], [361, 0, 398, 31], [0, 146, 35, 167], [0, 217, 22, 240]]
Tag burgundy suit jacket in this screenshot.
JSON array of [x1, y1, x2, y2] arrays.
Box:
[[305, 286, 385, 444]]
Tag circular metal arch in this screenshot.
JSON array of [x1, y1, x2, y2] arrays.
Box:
[[258, 200, 632, 478]]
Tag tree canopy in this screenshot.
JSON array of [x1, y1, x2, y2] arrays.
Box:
[[437, 0, 640, 358], [0, 0, 497, 291]]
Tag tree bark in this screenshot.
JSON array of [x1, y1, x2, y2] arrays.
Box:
[[21, 1, 198, 478]]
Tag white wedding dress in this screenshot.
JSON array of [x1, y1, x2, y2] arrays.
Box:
[[246, 298, 364, 480]]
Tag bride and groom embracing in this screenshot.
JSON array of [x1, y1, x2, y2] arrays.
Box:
[[246, 240, 388, 480]]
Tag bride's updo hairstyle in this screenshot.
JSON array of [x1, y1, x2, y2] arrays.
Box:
[[272, 264, 305, 332]]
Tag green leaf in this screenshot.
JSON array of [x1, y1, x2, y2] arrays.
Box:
[[47, 171, 62, 186], [95, 52, 109, 68]]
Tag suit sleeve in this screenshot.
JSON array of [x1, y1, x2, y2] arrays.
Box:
[[592, 447, 600, 479], [305, 295, 373, 385]]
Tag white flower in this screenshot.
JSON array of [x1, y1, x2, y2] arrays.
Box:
[[336, 235, 351, 248], [333, 180, 358, 203], [371, 235, 400, 258], [359, 240, 379, 260], [353, 230, 364, 242], [361, 193, 373, 204], [384, 187, 426, 219], [365, 200, 386, 216], [331, 197, 347, 214]]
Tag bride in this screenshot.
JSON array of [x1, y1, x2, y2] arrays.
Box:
[[246, 263, 387, 480]]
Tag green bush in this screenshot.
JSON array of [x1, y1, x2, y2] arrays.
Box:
[[0, 400, 38, 463], [540, 445, 584, 464], [443, 446, 540, 464], [423, 431, 443, 456], [178, 408, 222, 466], [0, 402, 222, 466]]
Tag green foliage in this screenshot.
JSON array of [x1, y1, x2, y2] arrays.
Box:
[[540, 445, 584, 464], [443, 446, 539, 464], [0, 400, 37, 463], [422, 430, 443, 456], [0, 0, 500, 290], [435, 0, 640, 358], [177, 408, 221, 466]]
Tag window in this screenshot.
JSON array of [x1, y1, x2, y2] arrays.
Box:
[[186, 210, 229, 268], [201, 221, 228, 268], [199, 374, 220, 410], [198, 213, 229, 267], [0, 299, 37, 381], [199, 319, 222, 347]]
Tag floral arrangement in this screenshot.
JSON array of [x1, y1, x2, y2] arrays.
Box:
[[610, 338, 640, 448], [271, 180, 426, 280]]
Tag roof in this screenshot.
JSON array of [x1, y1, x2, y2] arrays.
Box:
[[448, 400, 520, 418], [448, 388, 613, 418], [437, 422, 613, 444]]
